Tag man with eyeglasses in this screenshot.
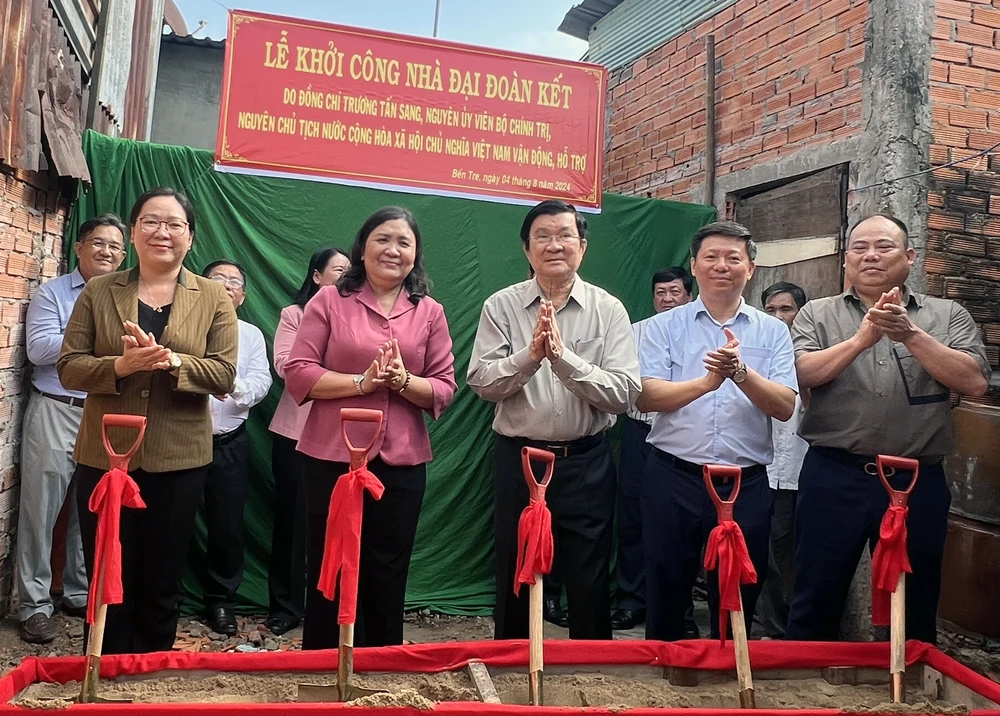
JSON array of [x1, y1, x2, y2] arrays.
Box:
[[785, 214, 990, 645], [468, 199, 640, 640], [17, 214, 127, 643], [198, 260, 272, 636]]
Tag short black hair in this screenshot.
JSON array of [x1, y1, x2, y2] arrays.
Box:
[[761, 281, 807, 309], [849, 213, 910, 248], [129, 186, 196, 236], [203, 259, 247, 289], [519, 200, 588, 248], [77, 213, 127, 243], [651, 266, 693, 295], [691, 221, 757, 261], [294, 247, 350, 309]]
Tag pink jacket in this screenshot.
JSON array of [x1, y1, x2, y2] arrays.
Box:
[[267, 304, 311, 441], [285, 283, 457, 466]]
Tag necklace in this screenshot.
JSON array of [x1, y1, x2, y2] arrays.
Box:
[[140, 281, 171, 313]]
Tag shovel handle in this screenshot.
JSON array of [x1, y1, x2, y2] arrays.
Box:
[[100, 415, 147, 472], [703, 464, 742, 522], [876, 455, 919, 508], [341, 408, 383, 469], [521, 447, 555, 503]]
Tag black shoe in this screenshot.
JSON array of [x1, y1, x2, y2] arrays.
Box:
[[684, 618, 700, 639], [61, 603, 87, 619], [610, 608, 646, 631], [20, 613, 56, 644], [543, 597, 569, 628], [266, 615, 300, 636], [210, 606, 238, 636]]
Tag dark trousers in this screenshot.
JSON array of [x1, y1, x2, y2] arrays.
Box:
[[757, 487, 797, 638], [643, 448, 771, 641], [615, 417, 650, 611], [302, 455, 426, 650], [493, 433, 616, 640], [267, 433, 307, 621], [786, 447, 949, 645], [76, 463, 208, 654], [202, 425, 250, 609]]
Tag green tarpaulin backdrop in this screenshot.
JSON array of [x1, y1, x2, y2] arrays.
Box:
[[72, 129, 716, 616]]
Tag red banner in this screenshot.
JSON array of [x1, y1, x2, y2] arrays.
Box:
[[215, 11, 606, 210]]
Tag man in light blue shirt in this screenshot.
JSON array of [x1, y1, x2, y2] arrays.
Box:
[[637, 221, 798, 642], [18, 214, 127, 644]]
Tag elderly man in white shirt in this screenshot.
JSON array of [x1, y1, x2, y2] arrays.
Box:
[[200, 260, 272, 636], [757, 282, 809, 639]]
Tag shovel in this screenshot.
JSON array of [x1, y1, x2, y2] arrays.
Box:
[[297, 408, 387, 703], [875, 454, 920, 704], [520, 447, 555, 706], [80, 414, 148, 704], [703, 464, 755, 709]]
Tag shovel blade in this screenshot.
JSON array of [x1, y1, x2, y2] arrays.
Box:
[[296, 682, 388, 703]]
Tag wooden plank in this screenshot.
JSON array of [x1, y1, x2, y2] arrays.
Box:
[[467, 660, 502, 704], [744, 254, 844, 309], [755, 236, 840, 267], [736, 166, 845, 243]]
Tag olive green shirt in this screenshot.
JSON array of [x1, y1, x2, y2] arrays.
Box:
[[791, 287, 990, 460]]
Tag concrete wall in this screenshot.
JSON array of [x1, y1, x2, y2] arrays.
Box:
[[150, 41, 224, 151]]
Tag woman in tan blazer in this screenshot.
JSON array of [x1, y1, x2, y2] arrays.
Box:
[[58, 186, 237, 654]]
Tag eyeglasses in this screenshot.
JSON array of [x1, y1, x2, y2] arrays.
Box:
[[84, 238, 126, 254], [138, 216, 189, 236], [530, 233, 582, 246], [210, 275, 245, 290]]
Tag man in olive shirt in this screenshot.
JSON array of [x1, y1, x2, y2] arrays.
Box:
[[468, 199, 641, 640], [786, 214, 990, 644]]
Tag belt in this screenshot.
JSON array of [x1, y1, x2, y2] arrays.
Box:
[[32, 386, 84, 409], [213, 422, 247, 447], [655, 448, 766, 479], [508, 432, 606, 459], [812, 446, 939, 476]]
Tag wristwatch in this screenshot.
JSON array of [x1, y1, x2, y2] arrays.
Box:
[[732, 362, 748, 384], [354, 373, 366, 395], [169, 352, 182, 370]]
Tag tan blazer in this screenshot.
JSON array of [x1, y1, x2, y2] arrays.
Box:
[[58, 266, 238, 472]]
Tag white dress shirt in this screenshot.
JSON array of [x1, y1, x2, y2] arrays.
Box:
[[768, 394, 808, 490], [211, 319, 272, 435], [626, 316, 655, 425]]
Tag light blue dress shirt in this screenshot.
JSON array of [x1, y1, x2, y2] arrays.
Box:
[[26, 269, 87, 399], [639, 297, 798, 467]]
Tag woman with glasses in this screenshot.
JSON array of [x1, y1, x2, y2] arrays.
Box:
[[266, 247, 350, 636], [58, 186, 238, 654], [285, 207, 457, 649]]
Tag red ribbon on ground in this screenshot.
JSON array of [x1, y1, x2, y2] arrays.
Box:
[[703, 519, 757, 645], [317, 465, 384, 624], [87, 467, 146, 625], [514, 499, 553, 596], [871, 504, 911, 626]]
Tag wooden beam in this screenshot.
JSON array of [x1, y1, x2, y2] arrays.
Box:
[[755, 235, 840, 267]]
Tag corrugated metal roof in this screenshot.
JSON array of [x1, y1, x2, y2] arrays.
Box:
[[558, 0, 624, 41], [574, 0, 738, 70], [50, 0, 100, 75], [161, 32, 224, 50]]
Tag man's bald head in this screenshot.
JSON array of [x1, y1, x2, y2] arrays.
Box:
[[849, 213, 909, 248]]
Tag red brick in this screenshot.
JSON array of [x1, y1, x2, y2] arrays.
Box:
[[934, 40, 971, 63], [928, 211, 967, 231], [820, 32, 848, 57], [939, 0, 972, 21], [991, 196, 1000, 214], [839, 4, 868, 31], [833, 45, 865, 71], [950, 64, 988, 86], [931, 60, 951, 82], [808, 18, 838, 44], [933, 105, 951, 125], [767, 22, 795, 46], [790, 81, 817, 105], [931, 84, 967, 105], [934, 125, 970, 147], [816, 107, 847, 133], [816, 71, 848, 96], [974, 6, 1000, 28], [968, 88, 1000, 109], [788, 118, 817, 142], [952, 106, 990, 128], [956, 22, 995, 47], [934, 18, 953, 41], [972, 45, 1000, 70], [762, 130, 788, 151], [930, 145, 950, 164], [792, 6, 823, 34], [765, 92, 792, 113], [0, 276, 28, 300], [14, 232, 31, 253]]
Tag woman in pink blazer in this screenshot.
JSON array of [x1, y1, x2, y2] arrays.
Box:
[[266, 247, 349, 635], [285, 207, 457, 649]]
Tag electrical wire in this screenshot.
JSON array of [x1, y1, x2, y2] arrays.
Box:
[[851, 139, 1000, 193]]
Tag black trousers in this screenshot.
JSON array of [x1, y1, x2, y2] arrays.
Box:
[[643, 448, 771, 641], [786, 447, 949, 645], [302, 455, 426, 650], [493, 433, 616, 640], [267, 433, 307, 621], [757, 487, 797, 638], [202, 425, 250, 609], [76, 463, 208, 655], [615, 417, 650, 611]]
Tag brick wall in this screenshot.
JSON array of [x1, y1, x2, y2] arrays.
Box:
[[926, 0, 1000, 388], [604, 0, 869, 202], [0, 165, 69, 610]]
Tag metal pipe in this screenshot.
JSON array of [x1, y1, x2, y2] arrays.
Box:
[[705, 34, 717, 208], [433, 0, 442, 37]]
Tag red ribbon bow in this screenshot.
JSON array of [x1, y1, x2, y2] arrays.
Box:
[[87, 467, 146, 625], [317, 465, 384, 624], [704, 519, 757, 645], [514, 498, 554, 596], [871, 504, 911, 626]]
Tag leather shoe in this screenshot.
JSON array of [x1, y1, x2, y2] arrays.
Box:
[[684, 618, 700, 639], [266, 615, 300, 636], [610, 608, 646, 630], [61, 602, 87, 619], [20, 613, 56, 644], [543, 597, 569, 628], [210, 606, 238, 636]]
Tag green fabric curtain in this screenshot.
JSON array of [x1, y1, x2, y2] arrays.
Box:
[[72, 129, 716, 616]]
